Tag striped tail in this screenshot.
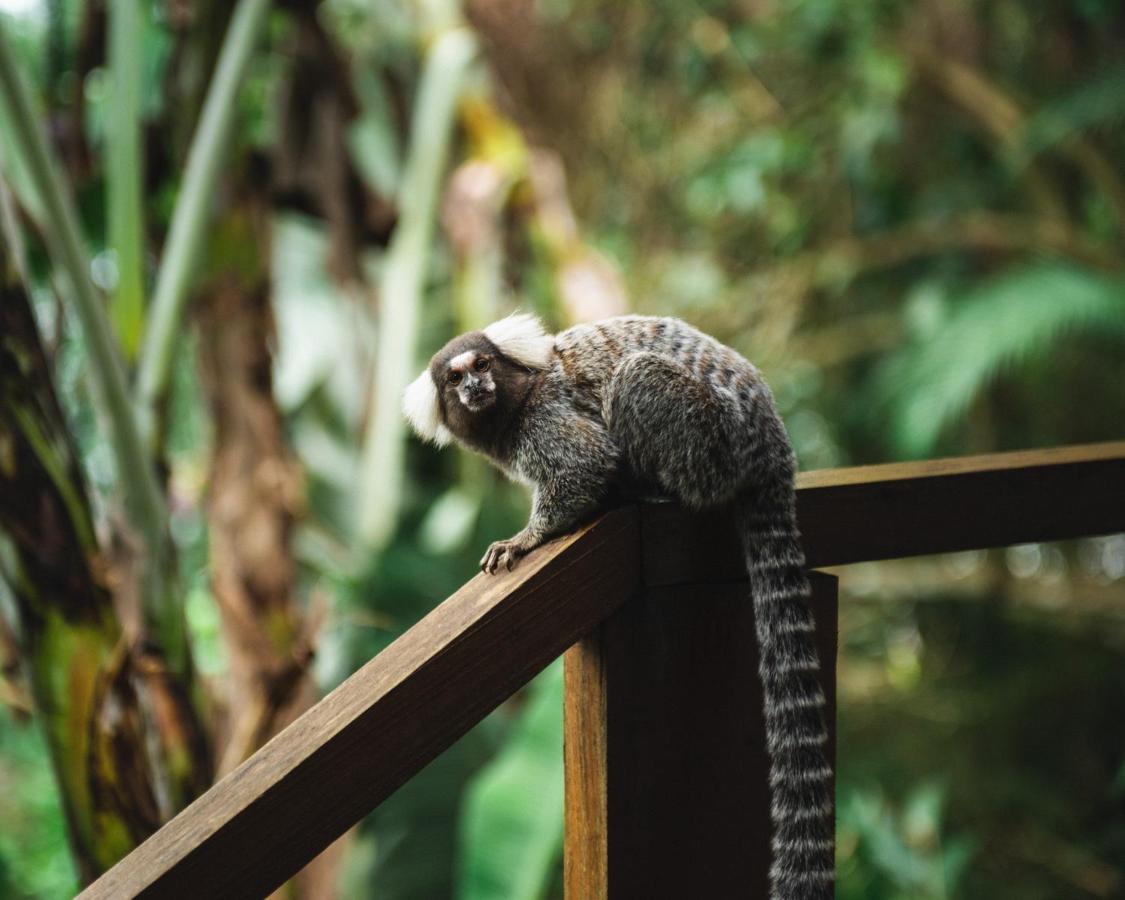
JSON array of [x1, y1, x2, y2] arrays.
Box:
[[737, 488, 834, 900]]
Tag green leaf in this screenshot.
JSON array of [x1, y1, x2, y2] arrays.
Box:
[[106, 0, 148, 360], [873, 264, 1125, 457], [1013, 64, 1125, 165], [419, 487, 481, 555], [0, 87, 45, 224], [0, 15, 175, 656], [135, 0, 273, 448], [357, 25, 477, 550], [457, 661, 564, 900], [355, 725, 494, 900]]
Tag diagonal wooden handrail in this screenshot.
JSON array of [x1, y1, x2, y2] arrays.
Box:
[[81, 508, 641, 899], [81, 442, 1125, 899]]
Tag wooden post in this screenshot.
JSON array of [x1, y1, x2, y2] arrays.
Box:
[[563, 572, 838, 898]]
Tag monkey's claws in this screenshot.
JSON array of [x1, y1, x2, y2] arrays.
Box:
[[480, 539, 526, 575]]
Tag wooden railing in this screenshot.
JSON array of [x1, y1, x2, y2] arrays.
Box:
[[81, 442, 1125, 899]]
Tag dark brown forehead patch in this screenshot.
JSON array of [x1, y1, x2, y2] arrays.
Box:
[[430, 332, 498, 379]]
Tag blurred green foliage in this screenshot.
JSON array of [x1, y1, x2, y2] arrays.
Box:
[[838, 591, 1125, 898], [0, 0, 1123, 897], [0, 709, 76, 898]]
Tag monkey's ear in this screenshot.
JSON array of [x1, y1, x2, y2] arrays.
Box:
[[483, 313, 555, 370], [403, 370, 453, 447]]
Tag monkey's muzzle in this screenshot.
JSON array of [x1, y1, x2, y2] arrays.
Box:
[[461, 380, 495, 411]]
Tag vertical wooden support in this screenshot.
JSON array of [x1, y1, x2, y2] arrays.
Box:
[[563, 572, 838, 898]]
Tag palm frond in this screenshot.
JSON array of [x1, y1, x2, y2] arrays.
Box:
[[873, 264, 1125, 457], [1013, 64, 1125, 165]]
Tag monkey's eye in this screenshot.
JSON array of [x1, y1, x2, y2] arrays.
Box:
[[474, 357, 491, 373], [447, 371, 462, 386]]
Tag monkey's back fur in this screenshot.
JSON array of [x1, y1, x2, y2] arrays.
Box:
[[405, 314, 834, 899]]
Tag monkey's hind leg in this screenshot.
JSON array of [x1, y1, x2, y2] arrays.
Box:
[[606, 352, 748, 509]]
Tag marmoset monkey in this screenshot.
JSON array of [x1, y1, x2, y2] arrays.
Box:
[[404, 314, 832, 899]]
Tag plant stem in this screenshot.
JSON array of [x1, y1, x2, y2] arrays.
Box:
[[357, 26, 477, 549], [0, 23, 167, 574], [107, 0, 146, 359], [135, 0, 271, 450]]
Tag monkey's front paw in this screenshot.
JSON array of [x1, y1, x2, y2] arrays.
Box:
[[480, 539, 527, 574]]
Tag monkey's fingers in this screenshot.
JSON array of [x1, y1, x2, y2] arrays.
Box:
[[480, 542, 505, 574]]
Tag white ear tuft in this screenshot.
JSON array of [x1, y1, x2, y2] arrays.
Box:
[[403, 369, 452, 447], [483, 313, 555, 370]]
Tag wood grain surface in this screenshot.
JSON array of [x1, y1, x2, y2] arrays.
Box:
[[563, 573, 838, 898], [642, 441, 1125, 585]]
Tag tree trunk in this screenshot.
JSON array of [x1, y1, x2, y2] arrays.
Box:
[[194, 181, 347, 898], [0, 241, 209, 883], [194, 192, 312, 777]]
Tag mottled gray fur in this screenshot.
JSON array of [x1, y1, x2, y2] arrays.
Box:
[[405, 314, 833, 898]]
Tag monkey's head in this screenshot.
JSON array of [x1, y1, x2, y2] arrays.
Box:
[[403, 313, 555, 447]]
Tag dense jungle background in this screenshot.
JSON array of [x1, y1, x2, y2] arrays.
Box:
[[1, 0, 1123, 897]]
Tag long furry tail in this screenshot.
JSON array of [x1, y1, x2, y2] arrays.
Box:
[[737, 480, 834, 900]]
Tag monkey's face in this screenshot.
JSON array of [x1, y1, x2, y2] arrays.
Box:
[[441, 348, 499, 413], [424, 333, 539, 444], [404, 314, 554, 448]]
